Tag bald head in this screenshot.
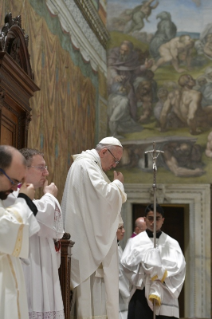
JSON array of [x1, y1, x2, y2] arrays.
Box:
[[134, 217, 147, 234], [0, 145, 26, 196]]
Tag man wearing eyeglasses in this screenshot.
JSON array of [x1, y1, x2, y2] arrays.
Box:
[[61, 136, 127, 319], [0, 145, 40, 319], [3, 148, 64, 319], [121, 204, 186, 319]]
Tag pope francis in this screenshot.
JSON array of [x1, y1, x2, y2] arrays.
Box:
[[61, 137, 127, 319]]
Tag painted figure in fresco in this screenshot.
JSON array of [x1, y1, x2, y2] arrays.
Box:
[[203, 33, 212, 58], [197, 67, 212, 108], [120, 138, 205, 177], [111, 0, 159, 33], [149, 11, 177, 60], [193, 75, 207, 91], [151, 35, 194, 73], [205, 131, 212, 158], [153, 87, 169, 126], [124, 0, 159, 34], [107, 83, 142, 137], [160, 74, 212, 134], [134, 78, 154, 123], [161, 141, 205, 177], [195, 23, 212, 60], [108, 40, 153, 120]]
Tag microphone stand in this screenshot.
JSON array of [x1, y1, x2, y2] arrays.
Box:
[[145, 142, 164, 319]]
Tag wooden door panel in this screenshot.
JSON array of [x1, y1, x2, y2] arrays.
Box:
[[1, 107, 18, 146], [1, 124, 14, 145]]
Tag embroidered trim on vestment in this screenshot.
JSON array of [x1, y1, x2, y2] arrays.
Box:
[[7, 255, 21, 319]]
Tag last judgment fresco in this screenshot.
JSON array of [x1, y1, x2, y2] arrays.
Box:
[[107, 0, 212, 183]]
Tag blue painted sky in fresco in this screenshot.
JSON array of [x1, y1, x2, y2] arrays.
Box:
[[107, 0, 212, 33]]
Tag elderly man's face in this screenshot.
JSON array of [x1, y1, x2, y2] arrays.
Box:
[[120, 44, 130, 57], [99, 146, 123, 172]]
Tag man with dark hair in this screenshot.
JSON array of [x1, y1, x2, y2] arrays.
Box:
[[3, 147, 64, 319], [0, 145, 40, 319], [0, 145, 25, 197], [121, 203, 186, 319], [61, 136, 127, 319]]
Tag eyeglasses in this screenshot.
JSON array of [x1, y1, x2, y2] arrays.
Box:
[[0, 168, 20, 186], [146, 216, 162, 222], [107, 149, 119, 165], [29, 166, 48, 171]]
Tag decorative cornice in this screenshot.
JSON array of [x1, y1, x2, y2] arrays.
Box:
[[46, 0, 108, 75], [73, 0, 109, 49]]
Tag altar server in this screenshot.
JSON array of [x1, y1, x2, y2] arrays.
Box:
[[61, 137, 127, 319], [121, 204, 186, 319]]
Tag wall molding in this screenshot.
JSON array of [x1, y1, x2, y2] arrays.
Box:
[[46, 0, 108, 75], [73, 0, 109, 48]]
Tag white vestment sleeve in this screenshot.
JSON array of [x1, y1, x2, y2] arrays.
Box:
[[0, 198, 40, 258], [161, 240, 186, 298], [121, 232, 157, 268], [121, 238, 145, 291], [34, 193, 64, 239]]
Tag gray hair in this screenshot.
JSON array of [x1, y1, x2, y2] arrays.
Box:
[[95, 143, 117, 151], [19, 148, 44, 166]]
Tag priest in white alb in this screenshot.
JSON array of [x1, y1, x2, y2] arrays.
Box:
[[3, 148, 64, 319], [121, 204, 186, 319], [0, 145, 40, 319], [61, 137, 127, 319]]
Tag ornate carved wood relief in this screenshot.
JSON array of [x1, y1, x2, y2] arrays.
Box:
[[0, 12, 39, 148]]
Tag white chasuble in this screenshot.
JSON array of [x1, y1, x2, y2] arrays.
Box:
[[4, 192, 64, 319], [61, 149, 127, 319], [121, 231, 186, 317], [0, 198, 40, 319]]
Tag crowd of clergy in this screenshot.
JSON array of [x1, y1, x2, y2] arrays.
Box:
[[0, 137, 186, 319]]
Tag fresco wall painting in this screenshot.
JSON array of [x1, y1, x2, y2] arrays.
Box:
[[107, 0, 212, 184]]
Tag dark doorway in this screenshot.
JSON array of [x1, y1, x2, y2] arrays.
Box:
[[132, 203, 186, 318]]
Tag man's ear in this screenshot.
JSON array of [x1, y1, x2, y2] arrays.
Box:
[[99, 148, 107, 158]]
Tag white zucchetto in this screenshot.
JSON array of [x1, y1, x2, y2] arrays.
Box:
[[99, 136, 123, 148]]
